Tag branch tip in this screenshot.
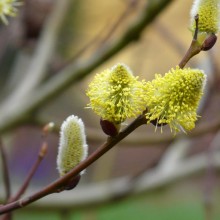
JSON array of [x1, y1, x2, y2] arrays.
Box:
[[193, 14, 199, 40]]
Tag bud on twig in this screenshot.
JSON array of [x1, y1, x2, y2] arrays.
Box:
[[201, 34, 217, 51], [100, 118, 120, 137]]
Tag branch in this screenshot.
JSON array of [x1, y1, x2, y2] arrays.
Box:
[[7, 151, 220, 211], [178, 15, 201, 68], [31, 110, 220, 146], [0, 140, 11, 201], [99, 0, 140, 45], [0, 0, 72, 133], [0, 134, 48, 220], [157, 137, 191, 173], [8, 142, 48, 203], [53, 0, 140, 72], [0, 114, 147, 214], [0, 0, 174, 133]]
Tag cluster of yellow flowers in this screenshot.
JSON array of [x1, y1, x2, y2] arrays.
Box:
[[87, 64, 146, 124], [86, 0, 220, 134], [144, 67, 205, 133], [87, 64, 206, 134], [56, 0, 218, 179]]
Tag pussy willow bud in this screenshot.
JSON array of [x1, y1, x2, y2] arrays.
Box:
[[57, 115, 88, 177], [63, 175, 81, 191]]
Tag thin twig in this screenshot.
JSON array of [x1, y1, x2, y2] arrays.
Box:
[[0, 142, 48, 220], [179, 14, 201, 69], [0, 140, 11, 202], [9, 142, 48, 203]]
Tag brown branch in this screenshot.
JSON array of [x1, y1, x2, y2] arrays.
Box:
[[30, 111, 220, 147], [8, 142, 48, 203], [178, 15, 201, 69], [0, 142, 48, 220], [0, 113, 147, 214]]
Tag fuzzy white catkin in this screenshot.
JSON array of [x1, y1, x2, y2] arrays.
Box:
[[57, 115, 88, 176]]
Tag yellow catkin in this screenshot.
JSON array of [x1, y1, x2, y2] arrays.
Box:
[[144, 66, 206, 133], [86, 63, 146, 124]]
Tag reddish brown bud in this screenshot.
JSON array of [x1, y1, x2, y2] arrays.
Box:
[[100, 119, 120, 137], [202, 34, 217, 51], [64, 175, 81, 190]]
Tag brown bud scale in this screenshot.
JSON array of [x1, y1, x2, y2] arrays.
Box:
[[100, 119, 119, 137], [202, 34, 217, 51]]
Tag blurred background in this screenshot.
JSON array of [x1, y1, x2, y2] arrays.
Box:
[[0, 0, 220, 219]]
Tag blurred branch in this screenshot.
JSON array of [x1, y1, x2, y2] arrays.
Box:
[[0, 0, 174, 133], [54, 0, 140, 72], [8, 151, 220, 211], [31, 109, 220, 146], [157, 138, 191, 173], [0, 0, 72, 133], [12, 0, 70, 98], [203, 130, 220, 220], [99, 0, 140, 45], [0, 140, 11, 201], [154, 21, 186, 55]]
